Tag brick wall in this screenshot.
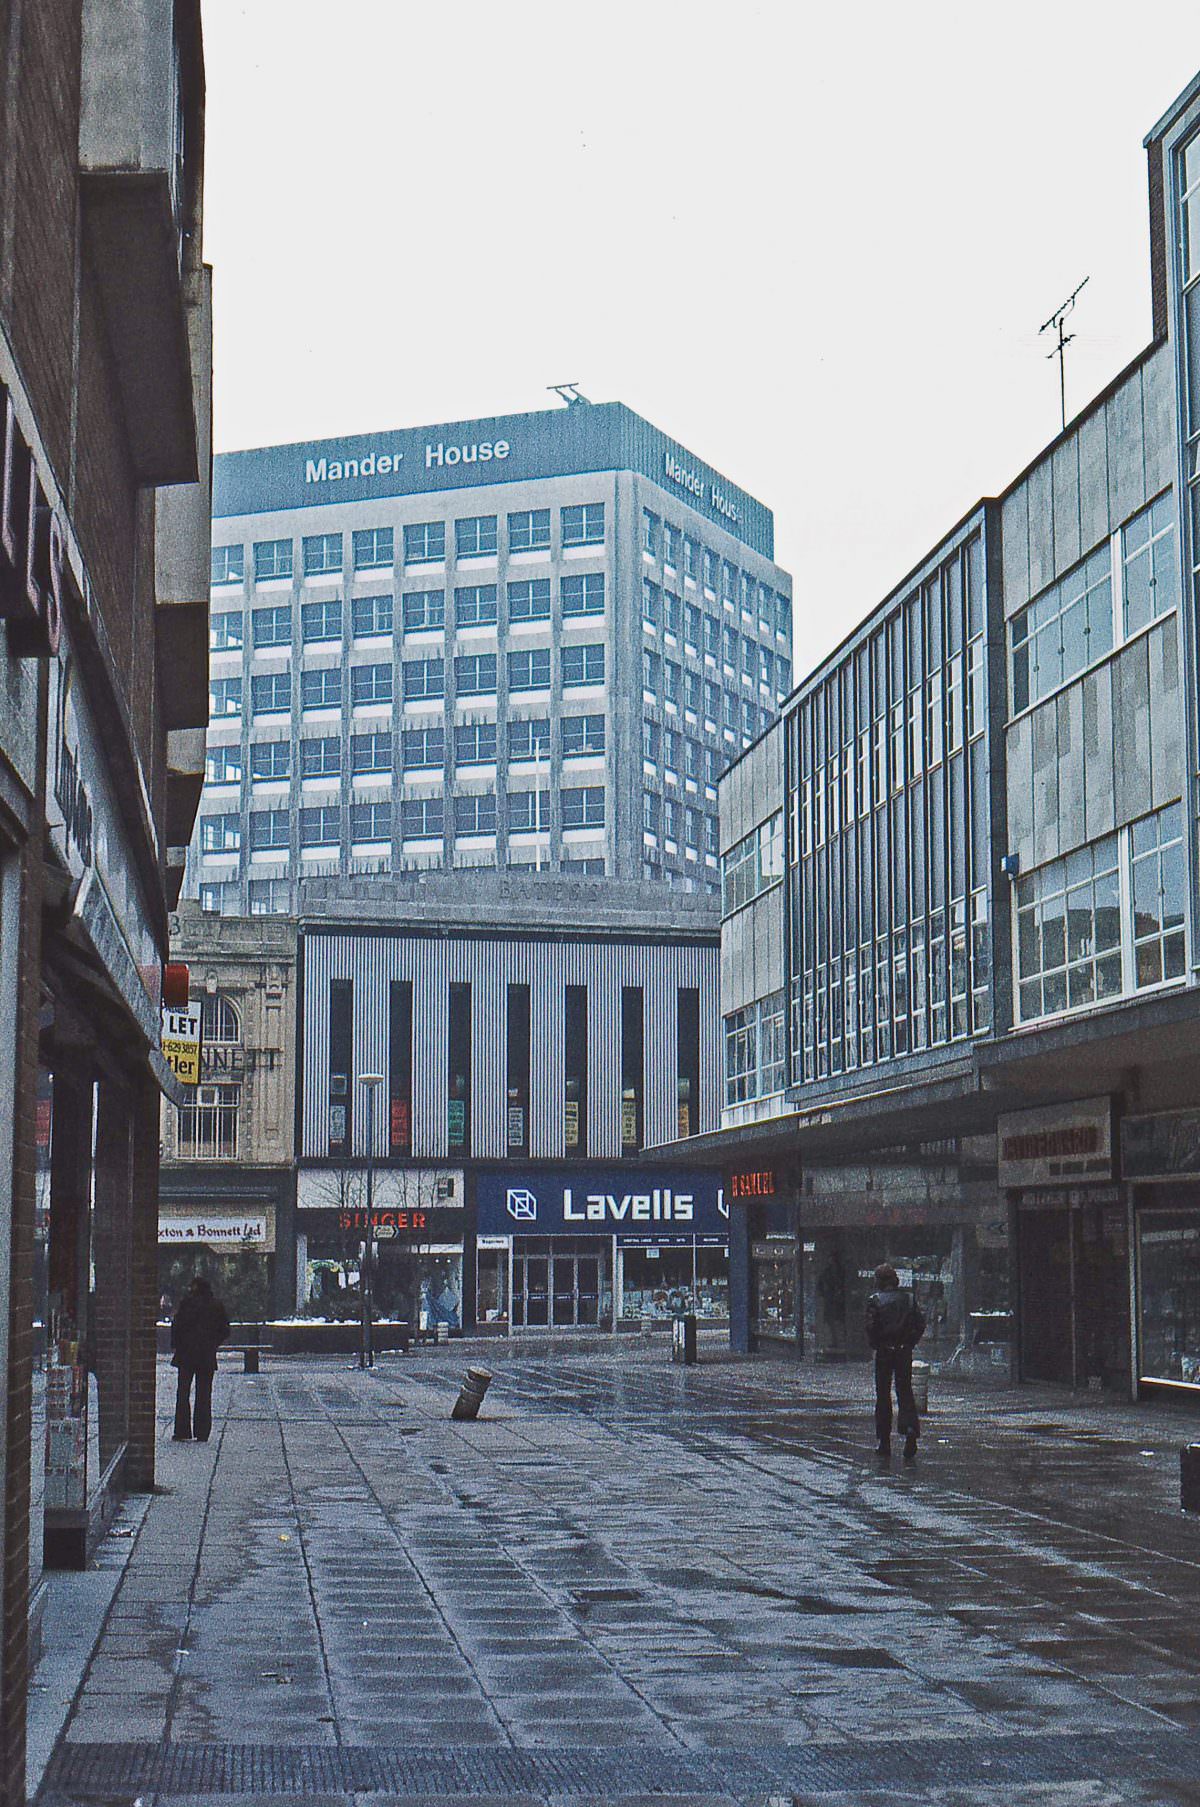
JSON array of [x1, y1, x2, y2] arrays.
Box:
[[6, 3, 80, 486], [127, 1075, 161, 1492], [92, 1079, 133, 1470]]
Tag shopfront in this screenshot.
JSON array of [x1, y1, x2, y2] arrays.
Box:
[[296, 1167, 465, 1331], [1002, 1097, 1130, 1393], [792, 1142, 1010, 1372], [1123, 1110, 1200, 1394], [731, 1168, 801, 1348], [474, 1167, 729, 1331], [157, 1200, 278, 1324]]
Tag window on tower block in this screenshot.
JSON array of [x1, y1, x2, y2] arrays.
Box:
[[508, 509, 551, 553], [561, 502, 605, 547], [302, 533, 342, 576]]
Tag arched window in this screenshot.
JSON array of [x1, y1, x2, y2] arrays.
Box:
[[201, 993, 240, 1044]]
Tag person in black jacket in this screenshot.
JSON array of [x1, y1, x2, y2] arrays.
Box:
[[170, 1277, 231, 1443], [865, 1263, 925, 1462]]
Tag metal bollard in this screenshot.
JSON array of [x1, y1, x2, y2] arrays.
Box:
[[450, 1366, 492, 1422], [1181, 1444, 1200, 1512], [243, 1347, 260, 1375], [911, 1360, 929, 1415]]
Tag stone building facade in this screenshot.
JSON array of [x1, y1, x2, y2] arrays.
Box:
[[159, 906, 298, 1321]]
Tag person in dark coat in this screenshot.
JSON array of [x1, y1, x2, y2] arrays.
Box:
[[865, 1262, 926, 1462], [170, 1277, 230, 1443]]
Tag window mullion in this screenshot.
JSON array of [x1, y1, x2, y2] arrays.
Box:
[[1118, 823, 1134, 996]]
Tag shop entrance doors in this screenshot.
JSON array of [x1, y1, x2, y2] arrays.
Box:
[[512, 1241, 604, 1327], [1019, 1208, 1073, 1384], [1018, 1200, 1130, 1389]]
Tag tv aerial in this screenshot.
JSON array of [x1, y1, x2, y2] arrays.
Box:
[[548, 383, 591, 407], [1039, 277, 1089, 432]]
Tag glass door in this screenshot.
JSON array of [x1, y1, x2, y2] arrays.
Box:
[[577, 1255, 600, 1325], [524, 1255, 549, 1326], [552, 1256, 577, 1326]]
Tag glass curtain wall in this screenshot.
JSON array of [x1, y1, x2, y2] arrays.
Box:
[[788, 531, 991, 1085]]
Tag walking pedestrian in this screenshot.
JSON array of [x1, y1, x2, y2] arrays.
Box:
[[170, 1276, 231, 1443], [865, 1262, 925, 1463]]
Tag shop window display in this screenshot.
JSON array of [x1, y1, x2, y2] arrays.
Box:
[[476, 1248, 510, 1326], [304, 1244, 463, 1331], [803, 1225, 1010, 1369], [1139, 1210, 1200, 1383], [752, 1238, 799, 1340], [159, 1245, 273, 1326], [620, 1246, 728, 1321]]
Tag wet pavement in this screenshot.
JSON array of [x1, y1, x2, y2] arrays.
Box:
[[34, 1344, 1200, 1805]]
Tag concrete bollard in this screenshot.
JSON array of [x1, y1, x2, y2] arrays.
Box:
[[911, 1360, 929, 1415], [450, 1366, 492, 1422], [1181, 1445, 1200, 1512]]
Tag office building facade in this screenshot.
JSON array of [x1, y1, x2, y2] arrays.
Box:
[[191, 403, 792, 913]]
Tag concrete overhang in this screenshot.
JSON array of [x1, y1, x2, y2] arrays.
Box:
[[654, 989, 1200, 1174], [650, 1060, 999, 1169], [976, 987, 1200, 1103], [165, 726, 206, 848], [79, 173, 198, 485], [156, 602, 209, 729]]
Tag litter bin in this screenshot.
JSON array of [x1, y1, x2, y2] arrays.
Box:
[[671, 1313, 697, 1366], [1181, 1444, 1200, 1513], [911, 1360, 930, 1415]]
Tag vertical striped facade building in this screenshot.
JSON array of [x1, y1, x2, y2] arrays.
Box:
[[294, 875, 726, 1334]]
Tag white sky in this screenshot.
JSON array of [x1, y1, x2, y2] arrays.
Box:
[[201, 0, 1200, 677]]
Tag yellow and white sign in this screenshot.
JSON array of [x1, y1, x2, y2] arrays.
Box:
[[161, 1005, 202, 1086]]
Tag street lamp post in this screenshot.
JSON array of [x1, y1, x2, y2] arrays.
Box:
[[359, 1073, 385, 1370]]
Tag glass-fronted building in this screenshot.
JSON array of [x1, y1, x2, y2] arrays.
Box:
[[675, 67, 1200, 1404]]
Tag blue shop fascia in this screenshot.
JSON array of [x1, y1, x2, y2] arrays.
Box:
[[471, 1165, 730, 1331]]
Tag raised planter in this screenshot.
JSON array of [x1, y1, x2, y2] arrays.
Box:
[[156, 1320, 413, 1358]]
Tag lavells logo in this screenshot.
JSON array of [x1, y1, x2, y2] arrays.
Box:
[[506, 1188, 538, 1223], [563, 1187, 694, 1224]]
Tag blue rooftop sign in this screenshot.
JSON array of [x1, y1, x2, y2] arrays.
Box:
[[212, 402, 775, 558]]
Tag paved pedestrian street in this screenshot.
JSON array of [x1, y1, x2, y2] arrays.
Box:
[[34, 1345, 1200, 1805]]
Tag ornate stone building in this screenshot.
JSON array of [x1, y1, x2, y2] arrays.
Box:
[[159, 905, 298, 1321]]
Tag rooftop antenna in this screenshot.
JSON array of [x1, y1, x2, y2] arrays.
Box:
[[548, 382, 591, 407], [1039, 276, 1089, 433]]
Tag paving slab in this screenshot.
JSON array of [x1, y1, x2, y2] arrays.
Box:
[[33, 1346, 1200, 1805]]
